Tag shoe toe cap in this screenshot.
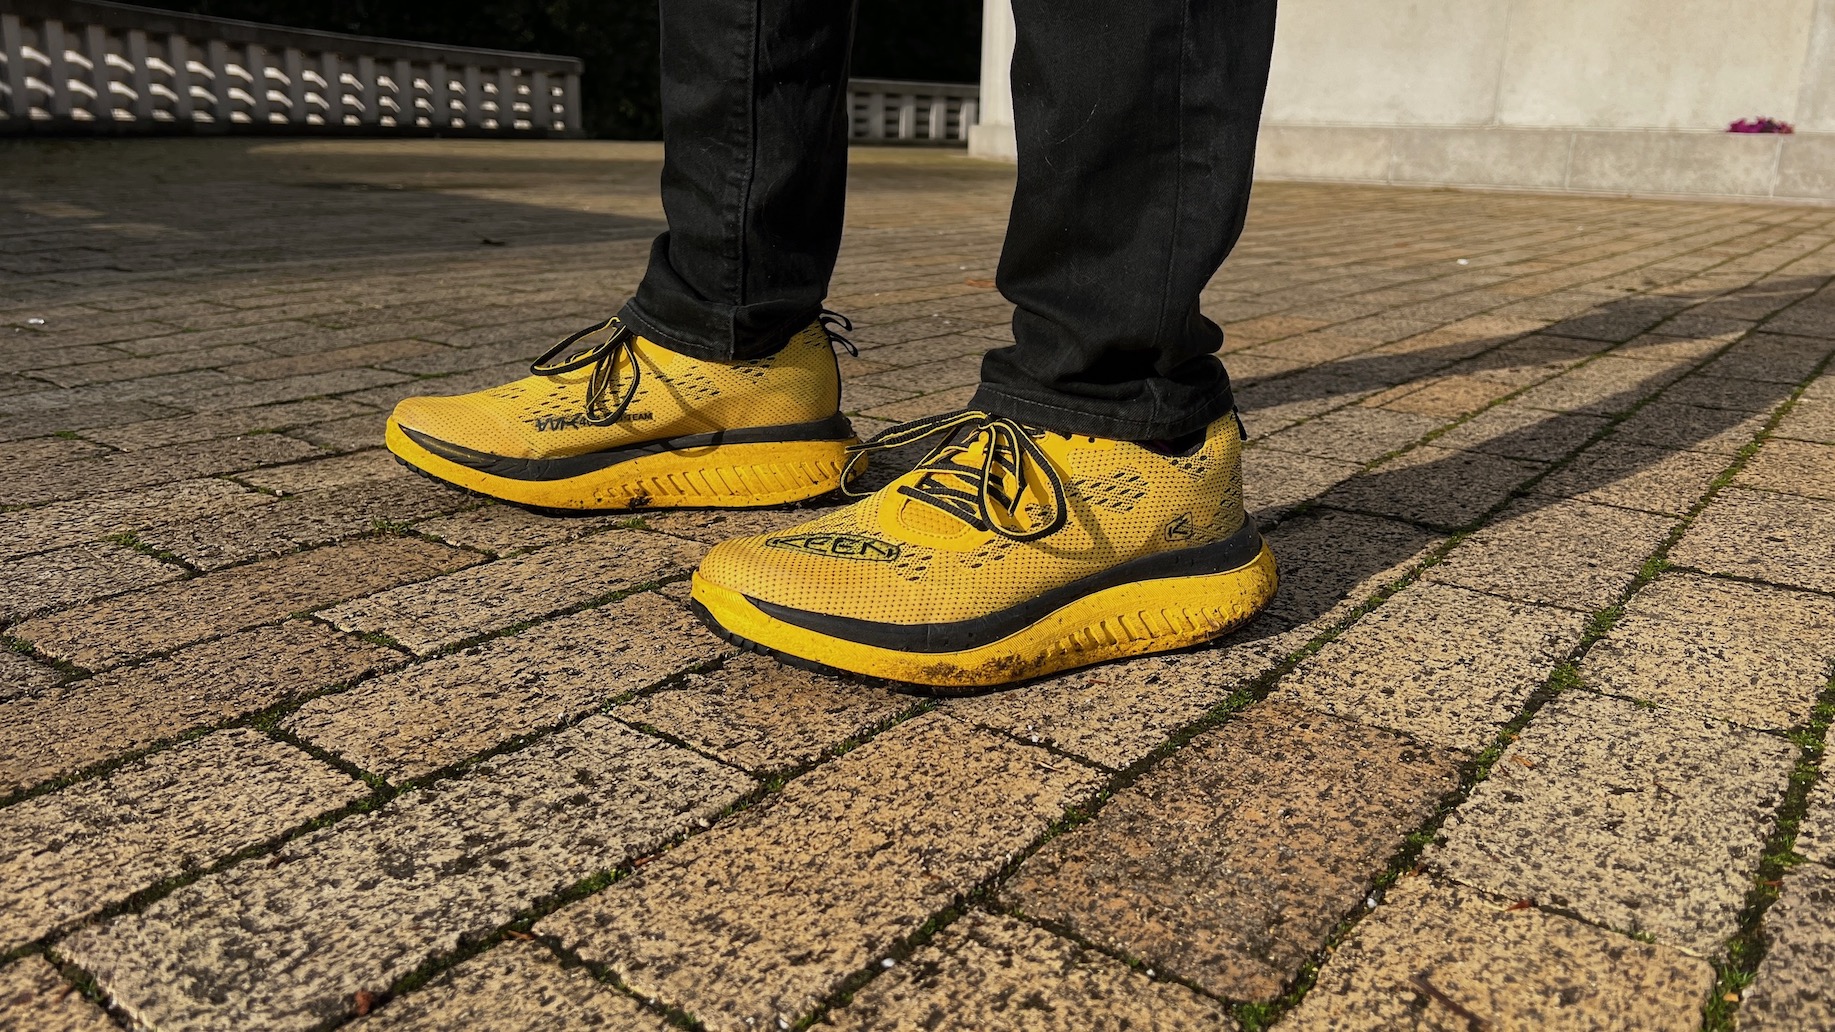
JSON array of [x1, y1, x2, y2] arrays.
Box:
[[391, 393, 532, 458]]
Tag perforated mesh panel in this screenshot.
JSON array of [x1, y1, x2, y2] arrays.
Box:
[[390, 321, 841, 460], [699, 415, 1251, 625]]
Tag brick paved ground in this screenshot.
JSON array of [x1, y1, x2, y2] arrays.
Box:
[[3, 138, 1834, 1031]]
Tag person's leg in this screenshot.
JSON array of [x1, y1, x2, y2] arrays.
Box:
[[618, 0, 860, 361], [690, 0, 1284, 688], [384, 0, 862, 511], [972, 0, 1280, 440]]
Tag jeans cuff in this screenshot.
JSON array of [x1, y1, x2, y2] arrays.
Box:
[[969, 384, 1234, 441], [616, 298, 731, 361]]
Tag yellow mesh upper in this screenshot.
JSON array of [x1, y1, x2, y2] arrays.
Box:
[[390, 321, 841, 460], [697, 417, 1250, 626]]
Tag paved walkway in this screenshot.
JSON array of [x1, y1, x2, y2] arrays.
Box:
[[2, 139, 1833, 1032]]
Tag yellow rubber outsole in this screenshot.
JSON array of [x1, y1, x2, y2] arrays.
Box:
[[385, 417, 859, 511], [689, 542, 1279, 690]]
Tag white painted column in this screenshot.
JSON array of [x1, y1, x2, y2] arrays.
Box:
[[967, 0, 1016, 160]]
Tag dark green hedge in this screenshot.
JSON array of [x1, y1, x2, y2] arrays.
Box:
[[137, 1, 981, 138]]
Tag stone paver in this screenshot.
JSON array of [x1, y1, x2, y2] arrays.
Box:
[[827, 911, 1235, 1031], [4, 140, 1830, 1031], [1277, 581, 1588, 753], [1514, 355, 1689, 416], [285, 592, 724, 781], [537, 714, 1102, 1032], [1284, 876, 1713, 1032], [1431, 692, 1796, 954], [1531, 437, 1728, 515], [1612, 400, 1772, 455], [1321, 444, 1544, 529], [1004, 702, 1460, 1001], [1670, 487, 1835, 593], [1258, 408, 1444, 464], [1434, 404, 1610, 461], [1740, 864, 1835, 1031], [1257, 509, 1443, 630], [0, 956, 117, 1032], [134, 472, 476, 570], [350, 941, 671, 1032], [62, 716, 751, 1032], [9, 537, 474, 670], [944, 622, 1299, 771], [1796, 774, 1835, 865], [1241, 447, 1361, 519], [1775, 391, 1835, 444], [1582, 572, 1835, 729], [0, 433, 320, 508], [412, 503, 630, 554], [0, 730, 363, 949], [0, 650, 62, 701], [318, 530, 703, 654], [0, 543, 184, 623], [1425, 497, 1674, 612], [1737, 437, 1835, 500], [623, 652, 914, 774], [0, 622, 402, 792], [0, 478, 274, 560]]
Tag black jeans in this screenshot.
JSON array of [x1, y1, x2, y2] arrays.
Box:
[[618, 0, 1279, 440]]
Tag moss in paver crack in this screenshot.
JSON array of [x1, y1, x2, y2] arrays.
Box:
[[1704, 679, 1835, 1030]]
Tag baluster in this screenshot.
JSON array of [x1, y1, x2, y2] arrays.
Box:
[[392, 57, 411, 126], [866, 91, 885, 140], [283, 47, 305, 124], [167, 33, 192, 121], [562, 71, 579, 134], [530, 70, 549, 131], [428, 61, 448, 129], [206, 38, 232, 122], [44, 19, 71, 120], [319, 51, 343, 124], [126, 28, 153, 120], [496, 66, 516, 129], [462, 64, 481, 128], [355, 54, 376, 125], [83, 24, 112, 122], [957, 98, 977, 139], [1, 13, 29, 120], [898, 94, 917, 141], [926, 97, 945, 142], [244, 43, 269, 124]]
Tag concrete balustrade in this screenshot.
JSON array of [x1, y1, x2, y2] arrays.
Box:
[[846, 77, 978, 145], [0, 0, 583, 136]]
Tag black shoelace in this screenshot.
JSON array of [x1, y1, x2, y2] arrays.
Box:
[[528, 317, 641, 427], [843, 410, 1068, 542], [528, 311, 858, 427]]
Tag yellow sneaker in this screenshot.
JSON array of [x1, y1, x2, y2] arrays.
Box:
[[689, 410, 1278, 689], [385, 316, 858, 510]]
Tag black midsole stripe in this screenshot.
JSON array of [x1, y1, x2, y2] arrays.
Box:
[[746, 520, 1266, 654], [401, 413, 857, 482]]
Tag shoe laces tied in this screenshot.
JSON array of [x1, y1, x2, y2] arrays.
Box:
[[818, 308, 859, 356], [842, 410, 1069, 542], [529, 317, 641, 427]]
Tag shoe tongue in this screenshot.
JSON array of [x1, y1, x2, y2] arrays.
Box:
[[891, 432, 1024, 538], [895, 496, 970, 537]]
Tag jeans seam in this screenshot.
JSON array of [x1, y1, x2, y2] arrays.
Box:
[[728, 0, 763, 310], [1146, 0, 1191, 437]]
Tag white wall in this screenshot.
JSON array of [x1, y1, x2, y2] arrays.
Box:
[[973, 0, 1835, 203], [1264, 0, 1835, 132]]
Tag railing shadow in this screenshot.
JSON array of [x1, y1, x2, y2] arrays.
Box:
[[1207, 274, 1827, 651]]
